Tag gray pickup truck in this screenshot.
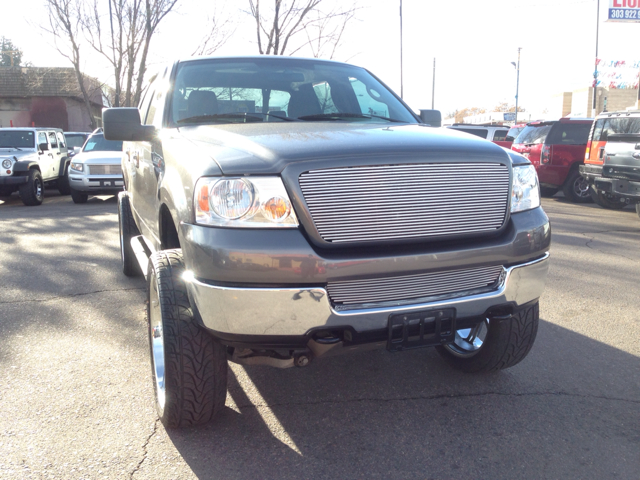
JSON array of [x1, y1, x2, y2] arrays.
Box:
[[593, 132, 640, 220], [103, 56, 550, 429]]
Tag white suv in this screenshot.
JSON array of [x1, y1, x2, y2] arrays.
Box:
[[68, 129, 124, 204], [447, 124, 511, 146]]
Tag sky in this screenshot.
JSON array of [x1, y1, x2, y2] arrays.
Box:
[[3, 0, 639, 118]]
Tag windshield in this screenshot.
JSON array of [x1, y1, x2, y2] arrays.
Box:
[[168, 58, 418, 126], [0, 130, 35, 148], [513, 124, 553, 145], [83, 134, 123, 152], [65, 133, 88, 149]]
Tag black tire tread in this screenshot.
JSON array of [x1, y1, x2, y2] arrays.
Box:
[[148, 250, 227, 428], [562, 168, 591, 203], [118, 192, 142, 277], [589, 188, 625, 210], [58, 166, 71, 195], [437, 302, 539, 373], [70, 189, 88, 204], [19, 169, 44, 206]]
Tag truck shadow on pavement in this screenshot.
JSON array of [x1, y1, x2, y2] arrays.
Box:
[[165, 319, 640, 480]]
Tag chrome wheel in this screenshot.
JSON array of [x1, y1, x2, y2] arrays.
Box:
[[444, 318, 489, 357], [149, 276, 166, 414], [573, 176, 590, 198]]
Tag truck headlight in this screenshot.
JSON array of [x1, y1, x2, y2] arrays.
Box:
[[2, 159, 13, 169], [195, 176, 299, 228], [70, 162, 84, 172], [511, 165, 540, 213]]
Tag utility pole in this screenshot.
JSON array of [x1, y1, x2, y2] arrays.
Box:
[[432, 58, 436, 109], [593, 0, 600, 116], [399, 0, 404, 99], [515, 48, 521, 125]]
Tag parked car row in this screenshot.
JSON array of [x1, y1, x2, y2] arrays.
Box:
[[0, 128, 124, 206], [451, 111, 640, 218]]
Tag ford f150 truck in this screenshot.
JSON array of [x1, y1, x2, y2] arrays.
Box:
[[103, 56, 550, 428]]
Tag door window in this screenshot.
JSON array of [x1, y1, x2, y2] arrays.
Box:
[[48, 132, 58, 149], [38, 132, 47, 148], [56, 131, 66, 149], [493, 130, 509, 141]]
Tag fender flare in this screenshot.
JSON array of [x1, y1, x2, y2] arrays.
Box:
[[13, 160, 40, 173]]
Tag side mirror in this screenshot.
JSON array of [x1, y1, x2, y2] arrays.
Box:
[[419, 109, 442, 127], [103, 108, 156, 141], [39, 143, 49, 151]]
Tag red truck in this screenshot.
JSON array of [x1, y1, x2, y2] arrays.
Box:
[[511, 118, 593, 202]]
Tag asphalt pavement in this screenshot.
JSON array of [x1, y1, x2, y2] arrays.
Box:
[[0, 190, 638, 479]]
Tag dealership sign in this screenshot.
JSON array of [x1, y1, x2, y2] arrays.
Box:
[[608, 0, 640, 22]]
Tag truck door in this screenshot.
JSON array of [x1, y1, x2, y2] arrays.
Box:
[[47, 131, 63, 180], [37, 132, 54, 179]]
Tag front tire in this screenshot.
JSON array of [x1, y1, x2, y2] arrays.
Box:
[[147, 250, 228, 428], [436, 302, 539, 373], [19, 169, 44, 206], [58, 166, 71, 195], [70, 189, 88, 204], [118, 192, 142, 277], [589, 187, 626, 209], [562, 168, 592, 203]]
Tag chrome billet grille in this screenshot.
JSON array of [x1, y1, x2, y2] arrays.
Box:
[[299, 163, 510, 243], [327, 265, 504, 306], [89, 164, 121, 175]]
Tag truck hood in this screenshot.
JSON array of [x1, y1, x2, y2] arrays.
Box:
[[0, 149, 38, 162], [73, 150, 123, 164], [177, 122, 514, 175]]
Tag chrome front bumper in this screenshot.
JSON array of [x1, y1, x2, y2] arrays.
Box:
[[186, 253, 550, 336]]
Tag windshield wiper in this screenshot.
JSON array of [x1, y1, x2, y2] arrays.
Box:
[[242, 112, 298, 122], [176, 113, 264, 124], [296, 112, 405, 123]]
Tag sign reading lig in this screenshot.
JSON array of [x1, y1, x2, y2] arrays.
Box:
[[608, 0, 640, 22]]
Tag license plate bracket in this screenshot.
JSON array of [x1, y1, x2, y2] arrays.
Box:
[[387, 308, 456, 352]]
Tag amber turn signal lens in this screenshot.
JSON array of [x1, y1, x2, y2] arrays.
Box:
[[262, 196, 290, 222], [197, 183, 210, 212]]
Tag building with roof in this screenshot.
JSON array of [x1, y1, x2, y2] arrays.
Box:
[[0, 67, 109, 132]]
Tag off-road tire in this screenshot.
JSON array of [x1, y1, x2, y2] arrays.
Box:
[[436, 302, 539, 373], [562, 168, 592, 203], [19, 169, 44, 206], [58, 166, 71, 195], [118, 192, 142, 277], [147, 250, 228, 428], [70, 189, 88, 204], [589, 187, 626, 209]]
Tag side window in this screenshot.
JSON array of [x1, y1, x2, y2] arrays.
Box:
[[146, 90, 165, 127], [493, 130, 508, 141], [550, 124, 591, 145], [139, 88, 155, 125], [48, 131, 58, 148], [56, 131, 66, 149], [37, 132, 47, 148], [592, 119, 605, 142]]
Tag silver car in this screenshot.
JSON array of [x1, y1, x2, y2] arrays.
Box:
[[68, 130, 124, 204]]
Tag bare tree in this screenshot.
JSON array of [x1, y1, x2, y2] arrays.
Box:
[[247, 0, 359, 57], [43, 0, 178, 110], [43, 0, 98, 129], [192, 5, 236, 57]]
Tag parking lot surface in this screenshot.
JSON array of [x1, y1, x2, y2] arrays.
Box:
[[1, 192, 638, 479]]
